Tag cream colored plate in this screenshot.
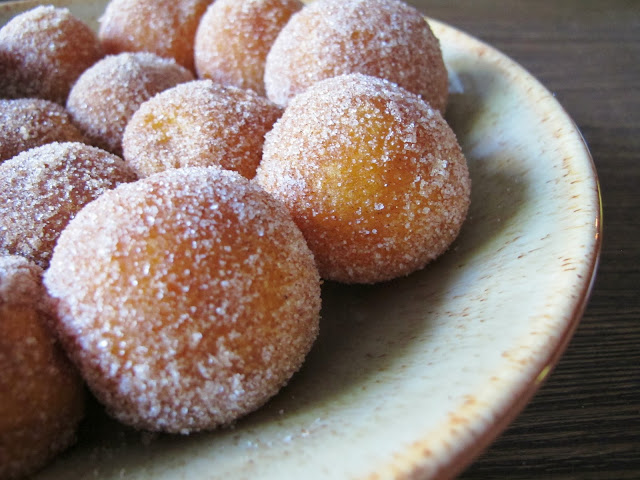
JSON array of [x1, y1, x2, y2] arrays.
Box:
[[1, 1, 601, 479]]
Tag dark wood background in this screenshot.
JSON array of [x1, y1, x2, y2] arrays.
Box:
[[406, 0, 639, 478]]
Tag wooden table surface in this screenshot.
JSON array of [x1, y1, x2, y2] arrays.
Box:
[[406, 1, 639, 478], [1, 0, 637, 478]]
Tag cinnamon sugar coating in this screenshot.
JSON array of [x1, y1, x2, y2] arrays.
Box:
[[0, 255, 85, 480], [255, 74, 470, 284], [194, 0, 303, 95], [0, 142, 137, 269], [99, 0, 210, 72], [122, 80, 282, 179], [264, 0, 448, 111], [0, 6, 102, 104], [44, 167, 321, 433], [66, 52, 194, 156], [0, 98, 85, 163]]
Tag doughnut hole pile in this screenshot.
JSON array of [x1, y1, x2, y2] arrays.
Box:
[[44, 167, 321, 433], [98, 0, 211, 72], [255, 73, 471, 284], [0, 256, 84, 480], [123, 80, 282, 179], [194, 0, 303, 95], [0, 0, 470, 448], [0, 142, 137, 269], [66, 52, 194, 156], [0, 6, 102, 104], [264, 0, 448, 111], [0, 98, 85, 163]]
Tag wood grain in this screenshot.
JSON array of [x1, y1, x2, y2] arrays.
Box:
[[407, 0, 640, 477]]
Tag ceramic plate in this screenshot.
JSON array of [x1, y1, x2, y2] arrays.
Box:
[[1, 1, 602, 478]]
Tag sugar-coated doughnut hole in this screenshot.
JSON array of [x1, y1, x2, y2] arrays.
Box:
[[66, 52, 194, 156], [194, 0, 303, 95], [255, 73, 471, 284], [44, 166, 321, 433], [0, 98, 85, 163], [0, 6, 102, 104], [264, 0, 448, 111], [98, 0, 210, 72], [0, 255, 85, 480], [0, 142, 137, 269], [123, 80, 282, 179]]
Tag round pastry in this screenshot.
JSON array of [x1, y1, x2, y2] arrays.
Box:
[[0, 6, 102, 104], [0, 98, 85, 163], [194, 0, 303, 95], [122, 79, 282, 179], [0, 142, 137, 269], [44, 166, 321, 434], [264, 0, 448, 111], [0, 255, 85, 480], [255, 73, 471, 284], [98, 0, 210, 72], [66, 52, 194, 156]]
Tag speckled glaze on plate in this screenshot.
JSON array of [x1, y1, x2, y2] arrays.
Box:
[[1, 1, 601, 479]]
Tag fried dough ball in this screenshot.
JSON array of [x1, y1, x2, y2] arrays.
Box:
[[66, 52, 194, 156], [0, 142, 137, 269], [122, 80, 282, 179], [194, 0, 303, 95], [44, 166, 321, 434], [0, 98, 85, 163], [255, 74, 471, 284], [0, 6, 102, 104], [264, 0, 448, 111], [98, 0, 211, 72], [0, 255, 85, 480]]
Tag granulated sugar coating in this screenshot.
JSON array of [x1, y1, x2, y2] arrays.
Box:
[[255, 73, 471, 284], [99, 0, 210, 72], [44, 167, 321, 434], [194, 0, 303, 95], [0, 255, 85, 480], [122, 80, 282, 179], [264, 0, 448, 111], [66, 52, 194, 156], [0, 98, 85, 163], [0, 6, 102, 104], [0, 142, 137, 269]]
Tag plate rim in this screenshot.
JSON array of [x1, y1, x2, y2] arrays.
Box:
[[420, 18, 603, 479]]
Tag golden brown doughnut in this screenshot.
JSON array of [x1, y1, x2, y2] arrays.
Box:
[[264, 0, 449, 111], [194, 0, 303, 95], [122, 79, 282, 179], [44, 166, 321, 433], [0, 98, 85, 163], [0, 255, 85, 479], [255, 73, 470, 283], [66, 52, 194, 156], [0, 6, 102, 104], [0, 142, 137, 268], [98, 0, 211, 72]]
